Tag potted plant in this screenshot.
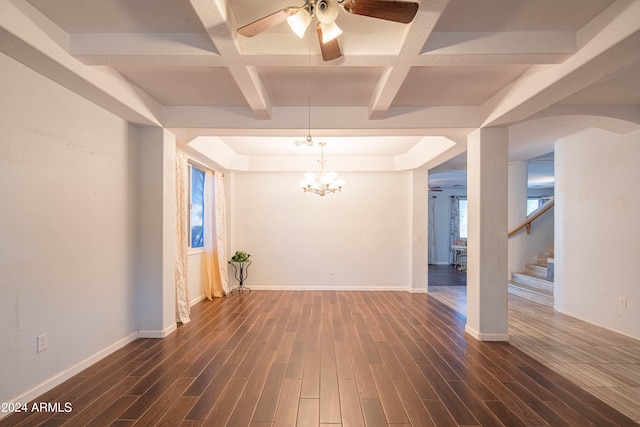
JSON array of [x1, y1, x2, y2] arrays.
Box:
[[228, 251, 252, 293], [229, 250, 251, 263]]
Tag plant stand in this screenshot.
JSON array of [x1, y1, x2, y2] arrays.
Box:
[[229, 261, 252, 294]]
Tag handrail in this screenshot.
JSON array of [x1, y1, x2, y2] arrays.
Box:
[[508, 198, 554, 237]]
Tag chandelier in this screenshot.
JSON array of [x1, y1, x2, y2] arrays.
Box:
[[300, 142, 345, 196], [297, 24, 344, 196]]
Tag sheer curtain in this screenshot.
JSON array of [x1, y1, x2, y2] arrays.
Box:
[[214, 172, 230, 294], [428, 196, 436, 264], [204, 170, 222, 298], [175, 151, 191, 323], [203, 170, 229, 298], [448, 196, 460, 265]]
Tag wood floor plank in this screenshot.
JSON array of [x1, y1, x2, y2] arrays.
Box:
[[297, 398, 319, 427], [369, 365, 409, 424], [133, 376, 193, 426], [300, 351, 321, 399], [319, 363, 341, 424], [418, 363, 479, 425], [119, 362, 190, 420], [243, 351, 276, 398], [348, 345, 378, 399], [361, 398, 388, 427], [334, 340, 355, 380], [184, 363, 238, 421], [2, 290, 637, 427], [226, 396, 259, 427], [252, 363, 288, 422], [391, 378, 436, 427], [202, 376, 248, 427], [272, 378, 301, 427], [338, 379, 365, 427], [422, 399, 462, 427], [155, 395, 199, 426]]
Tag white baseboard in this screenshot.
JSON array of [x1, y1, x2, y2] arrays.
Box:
[[0, 322, 182, 421], [139, 322, 177, 339], [0, 330, 139, 421], [244, 285, 417, 292], [189, 294, 207, 306], [464, 325, 510, 342]]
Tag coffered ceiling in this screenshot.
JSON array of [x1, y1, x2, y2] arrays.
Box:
[[2, 0, 640, 186]]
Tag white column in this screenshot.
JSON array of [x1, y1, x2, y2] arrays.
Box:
[[465, 128, 509, 341], [135, 127, 177, 338], [412, 169, 428, 293]]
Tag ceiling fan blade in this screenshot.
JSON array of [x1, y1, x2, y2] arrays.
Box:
[[317, 25, 342, 61], [342, 0, 418, 24], [237, 7, 298, 37]]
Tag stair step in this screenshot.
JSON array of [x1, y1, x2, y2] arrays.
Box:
[[511, 273, 554, 294], [537, 256, 548, 267], [525, 264, 548, 279], [508, 282, 554, 307]]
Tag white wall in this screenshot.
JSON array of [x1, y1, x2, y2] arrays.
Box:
[[229, 171, 414, 290], [187, 252, 207, 304], [555, 127, 640, 340], [0, 54, 139, 404], [508, 161, 555, 277]]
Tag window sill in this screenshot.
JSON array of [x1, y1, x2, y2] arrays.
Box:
[[189, 247, 205, 256]]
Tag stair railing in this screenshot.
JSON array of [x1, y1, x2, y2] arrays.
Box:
[[508, 197, 554, 237]]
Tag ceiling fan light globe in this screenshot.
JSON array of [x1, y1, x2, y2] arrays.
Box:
[[287, 9, 311, 38], [320, 21, 342, 43]]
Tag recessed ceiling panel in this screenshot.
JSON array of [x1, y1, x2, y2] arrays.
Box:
[[558, 62, 640, 105], [221, 136, 423, 157], [394, 65, 530, 106], [259, 66, 383, 106], [114, 67, 247, 106], [434, 0, 615, 32], [27, 0, 207, 33]]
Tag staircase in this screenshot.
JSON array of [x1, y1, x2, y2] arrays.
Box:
[[508, 249, 554, 306]]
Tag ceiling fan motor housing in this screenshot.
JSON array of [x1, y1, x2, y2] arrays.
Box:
[[315, 0, 340, 23]]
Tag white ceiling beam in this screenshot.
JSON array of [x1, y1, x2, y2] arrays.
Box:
[[71, 32, 224, 66], [0, 0, 163, 126], [188, 0, 272, 120], [415, 53, 571, 66], [417, 31, 575, 65], [163, 105, 480, 143], [422, 32, 576, 56], [368, 0, 451, 120], [481, 0, 640, 127]]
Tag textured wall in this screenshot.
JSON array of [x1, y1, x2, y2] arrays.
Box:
[[0, 54, 139, 404], [229, 171, 414, 290], [555, 127, 640, 340]]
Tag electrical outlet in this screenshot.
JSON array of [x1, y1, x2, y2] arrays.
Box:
[[618, 297, 627, 309], [329, 267, 335, 275], [37, 333, 48, 352]]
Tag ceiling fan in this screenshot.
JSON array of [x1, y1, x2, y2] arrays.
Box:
[[237, 0, 419, 61]]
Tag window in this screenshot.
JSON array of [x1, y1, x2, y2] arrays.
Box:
[[527, 197, 552, 216], [189, 165, 205, 249], [459, 198, 468, 239]]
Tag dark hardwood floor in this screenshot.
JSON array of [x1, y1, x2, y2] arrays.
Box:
[[428, 264, 466, 286], [1, 290, 636, 426]]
